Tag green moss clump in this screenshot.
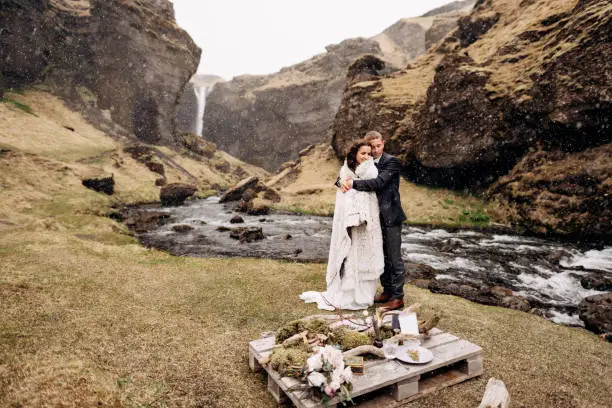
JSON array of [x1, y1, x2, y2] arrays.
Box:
[[275, 319, 302, 344], [373, 325, 396, 341], [269, 346, 309, 377], [275, 318, 330, 344], [303, 318, 329, 335], [335, 327, 371, 351]]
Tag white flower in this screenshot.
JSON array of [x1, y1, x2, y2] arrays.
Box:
[[306, 352, 323, 372], [362, 310, 369, 316], [341, 367, 353, 383], [330, 368, 345, 388], [304, 344, 352, 400], [321, 346, 344, 369], [307, 371, 327, 388], [329, 379, 341, 392]]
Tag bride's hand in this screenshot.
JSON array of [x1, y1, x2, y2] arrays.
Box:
[[340, 178, 353, 192]]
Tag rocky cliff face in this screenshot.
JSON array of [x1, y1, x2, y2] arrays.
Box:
[[0, 0, 200, 144], [331, 0, 611, 236], [202, 2, 474, 171]]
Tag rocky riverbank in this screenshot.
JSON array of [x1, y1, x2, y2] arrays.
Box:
[[121, 196, 612, 335]]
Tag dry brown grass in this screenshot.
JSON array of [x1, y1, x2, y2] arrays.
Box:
[[1, 89, 610, 408], [466, 0, 611, 99], [1, 91, 117, 162], [270, 145, 341, 216], [373, 52, 446, 106]]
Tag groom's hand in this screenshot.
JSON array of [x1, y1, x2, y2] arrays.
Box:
[[341, 178, 353, 192]]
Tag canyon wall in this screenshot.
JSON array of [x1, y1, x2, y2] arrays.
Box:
[[331, 0, 611, 236], [0, 0, 200, 144]]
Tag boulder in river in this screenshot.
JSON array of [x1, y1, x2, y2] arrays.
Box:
[[230, 215, 244, 224], [578, 293, 612, 334], [172, 224, 194, 233], [160, 183, 197, 206], [219, 176, 259, 203], [580, 274, 612, 292], [123, 210, 170, 233], [404, 262, 439, 281], [241, 187, 257, 202], [229, 226, 264, 243], [247, 202, 270, 216], [429, 279, 531, 312], [262, 187, 281, 203]]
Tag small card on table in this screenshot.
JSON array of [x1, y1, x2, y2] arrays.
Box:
[[398, 312, 419, 336]]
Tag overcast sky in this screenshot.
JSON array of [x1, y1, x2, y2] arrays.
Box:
[[171, 0, 455, 80]]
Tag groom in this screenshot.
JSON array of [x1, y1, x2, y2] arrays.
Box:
[[341, 131, 406, 310]]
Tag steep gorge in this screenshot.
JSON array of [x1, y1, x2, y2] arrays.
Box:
[[202, 1, 475, 171]]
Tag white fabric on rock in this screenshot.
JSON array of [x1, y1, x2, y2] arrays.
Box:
[[300, 159, 384, 310]]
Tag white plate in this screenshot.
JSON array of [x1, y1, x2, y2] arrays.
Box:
[[395, 346, 434, 364]]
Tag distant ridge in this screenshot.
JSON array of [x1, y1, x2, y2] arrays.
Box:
[[422, 0, 475, 17]]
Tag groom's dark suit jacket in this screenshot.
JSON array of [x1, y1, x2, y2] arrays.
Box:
[[352, 152, 406, 227]]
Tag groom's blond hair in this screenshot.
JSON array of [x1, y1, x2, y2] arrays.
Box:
[[364, 130, 384, 142]]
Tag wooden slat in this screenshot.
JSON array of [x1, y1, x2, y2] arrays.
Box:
[[250, 335, 275, 353], [271, 370, 327, 408], [347, 360, 414, 398], [258, 350, 273, 364], [402, 368, 478, 403], [426, 328, 443, 336], [249, 335, 275, 372], [283, 360, 415, 408], [421, 332, 459, 349], [398, 339, 482, 379], [327, 338, 482, 406]]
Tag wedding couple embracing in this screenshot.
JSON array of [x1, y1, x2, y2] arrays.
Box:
[[301, 131, 406, 311]]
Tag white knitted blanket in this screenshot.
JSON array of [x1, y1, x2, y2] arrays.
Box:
[[325, 159, 384, 289]]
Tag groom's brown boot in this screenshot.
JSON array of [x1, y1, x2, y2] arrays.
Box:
[[374, 292, 392, 303], [381, 298, 404, 311]]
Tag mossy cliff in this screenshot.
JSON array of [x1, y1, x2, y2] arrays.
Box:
[[332, 0, 611, 236]]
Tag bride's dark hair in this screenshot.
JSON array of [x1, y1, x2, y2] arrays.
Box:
[[346, 139, 370, 171]]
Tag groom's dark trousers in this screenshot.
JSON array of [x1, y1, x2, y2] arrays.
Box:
[[352, 152, 407, 300]]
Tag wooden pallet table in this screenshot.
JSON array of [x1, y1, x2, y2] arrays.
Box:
[[249, 328, 483, 407]]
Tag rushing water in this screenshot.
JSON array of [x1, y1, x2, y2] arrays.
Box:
[[134, 197, 610, 327]]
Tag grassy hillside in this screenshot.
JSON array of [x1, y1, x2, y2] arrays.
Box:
[[0, 91, 610, 407]]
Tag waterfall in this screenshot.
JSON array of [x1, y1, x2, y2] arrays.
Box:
[[194, 85, 208, 136]]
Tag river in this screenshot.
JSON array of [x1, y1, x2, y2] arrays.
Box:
[[131, 197, 611, 328]]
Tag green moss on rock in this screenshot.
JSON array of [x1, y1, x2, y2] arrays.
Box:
[[275, 318, 330, 344], [333, 327, 371, 351], [268, 346, 309, 377]]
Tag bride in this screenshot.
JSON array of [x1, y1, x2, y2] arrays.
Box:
[[300, 140, 384, 310]]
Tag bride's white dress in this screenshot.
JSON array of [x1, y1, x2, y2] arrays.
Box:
[[300, 159, 384, 310]]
